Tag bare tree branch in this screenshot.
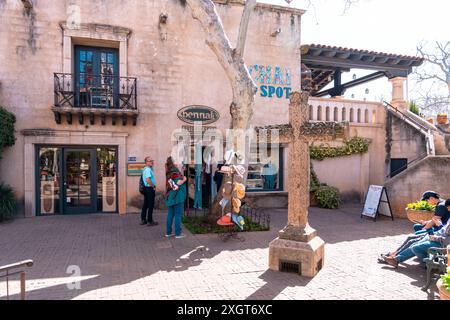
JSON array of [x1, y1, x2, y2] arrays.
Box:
[[234, 0, 256, 60], [413, 41, 450, 114]]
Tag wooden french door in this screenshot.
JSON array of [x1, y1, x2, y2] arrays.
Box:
[[74, 46, 119, 108]]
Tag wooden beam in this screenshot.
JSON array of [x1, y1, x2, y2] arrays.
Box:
[[66, 112, 72, 125], [314, 71, 386, 97], [302, 55, 412, 74], [78, 112, 84, 125], [54, 111, 61, 124], [21, 0, 33, 10]]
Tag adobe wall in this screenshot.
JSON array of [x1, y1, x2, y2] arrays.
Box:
[[0, 0, 302, 215], [384, 156, 450, 218]]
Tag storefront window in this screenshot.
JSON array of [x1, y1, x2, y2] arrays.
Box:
[[246, 145, 283, 191], [97, 147, 117, 212], [38, 147, 61, 214]]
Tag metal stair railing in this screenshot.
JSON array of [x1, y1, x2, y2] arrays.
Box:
[[0, 260, 34, 300], [383, 101, 436, 156]]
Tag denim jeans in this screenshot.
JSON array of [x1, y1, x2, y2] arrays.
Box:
[[396, 235, 441, 263], [166, 202, 184, 236], [141, 187, 155, 223], [394, 234, 424, 254]]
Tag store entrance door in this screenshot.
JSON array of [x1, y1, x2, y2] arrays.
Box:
[[63, 149, 96, 214]]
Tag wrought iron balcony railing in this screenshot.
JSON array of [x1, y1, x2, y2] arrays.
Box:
[[54, 73, 137, 110]]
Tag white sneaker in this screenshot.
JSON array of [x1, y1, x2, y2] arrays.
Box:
[[165, 234, 173, 238], [175, 234, 186, 239]]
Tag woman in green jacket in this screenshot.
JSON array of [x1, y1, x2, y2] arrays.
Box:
[[165, 156, 187, 238]]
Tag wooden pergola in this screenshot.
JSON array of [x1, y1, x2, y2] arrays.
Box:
[[301, 44, 424, 97]]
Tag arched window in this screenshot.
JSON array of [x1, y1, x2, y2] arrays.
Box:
[[357, 109, 361, 123], [334, 107, 339, 121], [372, 110, 377, 123], [325, 106, 330, 121], [350, 108, 354, 122], [342, 108, 346, 121], [364, 109, 369, 123], [317, 105, 322, 121]]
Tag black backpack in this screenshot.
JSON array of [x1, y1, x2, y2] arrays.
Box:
[[139, 175, 145, 195]]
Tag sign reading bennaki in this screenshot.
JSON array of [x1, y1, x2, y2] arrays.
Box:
[[177, 105, 220, 125]]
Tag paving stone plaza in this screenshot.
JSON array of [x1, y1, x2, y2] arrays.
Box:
[[0, 206, 439, 300]]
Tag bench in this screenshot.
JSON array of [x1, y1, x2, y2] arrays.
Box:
[[422, 246, 448, 291]]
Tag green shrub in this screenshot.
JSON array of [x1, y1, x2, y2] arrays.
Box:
[[409, 101, 420, 115], [0, 106, 16, 159], [0, 184, 16, 222], [310, 137, 370, 161], [314, 185, 340, 209], [406, 200, 435, 211], [441, 267, 450, 292], [182, 214, 269, 234]]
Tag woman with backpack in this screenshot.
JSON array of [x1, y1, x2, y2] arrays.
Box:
[[165, 156, 187, 238]]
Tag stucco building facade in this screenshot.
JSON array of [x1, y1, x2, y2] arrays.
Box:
[[1, 0, 447, 218]]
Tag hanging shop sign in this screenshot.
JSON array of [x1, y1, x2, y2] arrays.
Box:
[[177, 106, 220, 125]]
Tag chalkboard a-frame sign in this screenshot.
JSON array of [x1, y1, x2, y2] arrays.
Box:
[[361, 185, 394, 221]]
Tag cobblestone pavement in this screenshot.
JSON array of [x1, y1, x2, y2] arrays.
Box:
[[0, 205, 439, 300]]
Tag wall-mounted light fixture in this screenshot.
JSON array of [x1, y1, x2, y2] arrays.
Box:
[[159, 13, 168, 24], [270, 28, 281, 37]]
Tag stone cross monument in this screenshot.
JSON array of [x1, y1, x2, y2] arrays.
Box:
[[265, 91, 347, 277]]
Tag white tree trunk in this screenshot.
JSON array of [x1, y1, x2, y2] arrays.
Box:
[[184, 0, 257, 131], [184, 0, 257, 219]]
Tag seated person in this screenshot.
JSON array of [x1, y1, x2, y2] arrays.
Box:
[[383, 199, 450, 268], [378, 233, 426, 263], [413, 191, 449, 235]]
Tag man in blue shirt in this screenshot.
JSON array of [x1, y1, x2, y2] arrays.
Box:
[[141, 157, 158, 226]]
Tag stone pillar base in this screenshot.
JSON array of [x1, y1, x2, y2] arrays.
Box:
[[268, 236, 325, 278]]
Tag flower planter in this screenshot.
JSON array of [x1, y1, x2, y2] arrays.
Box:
[[436, 114, 448, 125], [437, 279, 450, 300], [405, 208, 434, 223]]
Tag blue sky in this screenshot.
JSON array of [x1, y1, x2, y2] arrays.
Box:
[[259, 0, 450, 104]]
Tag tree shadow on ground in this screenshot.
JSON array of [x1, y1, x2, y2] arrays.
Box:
[[245, 269, 312, 300], [0, 205, 423, 300], [379, 261, 440, 300]]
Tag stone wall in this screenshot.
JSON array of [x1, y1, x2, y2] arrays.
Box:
[[313, 153, 370, 203], [388, 113, 427, 163], [0, 0, 302, 215], [384, 156, 450, 218]]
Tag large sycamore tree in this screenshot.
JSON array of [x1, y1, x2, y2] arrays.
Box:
[[183, 0, 258, 220], [181, 0, 359, 220]]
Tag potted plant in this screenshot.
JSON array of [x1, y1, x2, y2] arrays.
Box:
[[437, 267, 450, 300], [405, 200, 435, 223], [436, 113, 448, 125]]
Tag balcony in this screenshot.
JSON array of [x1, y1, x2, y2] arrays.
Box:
[[52, 73, 139, 126]]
